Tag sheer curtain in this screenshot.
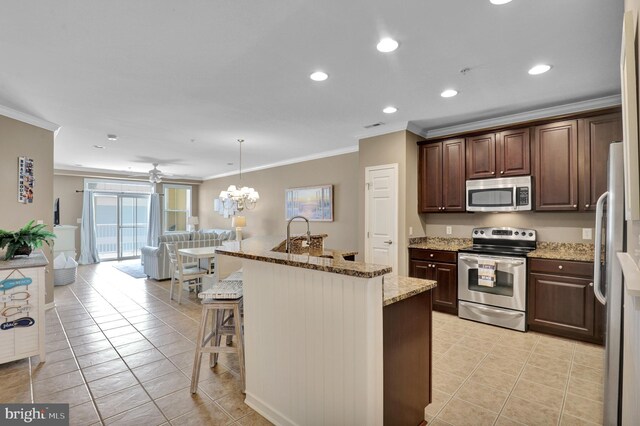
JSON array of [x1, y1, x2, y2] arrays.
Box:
[[147, 193, 161, 246], [79, 190, 100, 264]]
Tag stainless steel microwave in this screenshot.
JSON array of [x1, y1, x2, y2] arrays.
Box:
[[466, 176, 533, 212]]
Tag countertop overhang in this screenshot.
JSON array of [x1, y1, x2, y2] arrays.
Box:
[[216, 247, 391, 278], [383, 275, 437, 306]]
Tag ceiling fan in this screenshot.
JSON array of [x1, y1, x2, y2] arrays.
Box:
[[129, 163, 165, 183]]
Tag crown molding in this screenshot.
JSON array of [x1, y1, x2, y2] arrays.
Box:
[[420, 94, 622, 139], [0, 104, 60, 133], [203, 145, 359, 180]]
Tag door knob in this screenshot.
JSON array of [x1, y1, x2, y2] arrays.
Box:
[[384, 240, 392, 245]]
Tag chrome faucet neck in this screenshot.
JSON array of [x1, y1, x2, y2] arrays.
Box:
[[286, 216, 310, 254]]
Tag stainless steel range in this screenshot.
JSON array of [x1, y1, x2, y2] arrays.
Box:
[[457, 227, 536, 331]]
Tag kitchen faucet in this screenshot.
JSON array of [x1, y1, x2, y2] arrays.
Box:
[[286, 216, 311, 254]]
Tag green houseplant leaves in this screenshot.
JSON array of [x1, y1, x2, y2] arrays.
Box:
[[0, 220, 56, 260]]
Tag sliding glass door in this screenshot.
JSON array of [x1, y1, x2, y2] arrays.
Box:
[[94, 193, 149, 260], [119, 195, 148, 259]]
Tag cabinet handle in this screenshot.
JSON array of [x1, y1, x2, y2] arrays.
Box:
[[589, 282, 594, 287], [430, 254, 434, 257], [573, 204, 577, 208], [558, 265, 563, 270], [585, 204, 590, 208], [442, 207, 446, 210], [500, 171, 504, 174], [491, 171, 495, 175]]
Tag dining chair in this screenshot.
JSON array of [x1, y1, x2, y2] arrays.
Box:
[[167, 244, 208, 304]]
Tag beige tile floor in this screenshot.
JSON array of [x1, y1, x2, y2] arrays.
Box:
[[427, 311, 605, 426], [0, 262, 272, 426], [0, 261, 605, 426]]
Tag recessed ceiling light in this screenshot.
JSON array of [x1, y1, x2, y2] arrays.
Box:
[[377, 38, 399, 53], [383, 106, 398, 114], [93, 145, 105, 149], [440, 89, 458, 98], [310, 71, 329, 82], [528, 64, 552, 75], [107, 134, 117, 141], [490, 0, 513, 4]]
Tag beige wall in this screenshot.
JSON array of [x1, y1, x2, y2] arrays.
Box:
[[358, 130, 419, 276], [0, 115, 55, 304], [53, 172, 200, 252], [198, 152, 359, 252]]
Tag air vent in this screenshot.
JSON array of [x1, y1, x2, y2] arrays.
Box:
[[363, 122, 385, 129]]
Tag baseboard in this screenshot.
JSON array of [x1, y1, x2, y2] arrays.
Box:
[[45, 302, 56, 311], [244, 392, 297, 426]]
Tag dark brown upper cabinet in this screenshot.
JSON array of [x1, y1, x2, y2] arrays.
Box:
[[578, 112, 623, 211], [533, 120, 579, 211], [418, 138, 465, 213], [466, 129, 530, 179]]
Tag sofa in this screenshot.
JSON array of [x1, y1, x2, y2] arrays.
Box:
[[141, 229, 235, 280]]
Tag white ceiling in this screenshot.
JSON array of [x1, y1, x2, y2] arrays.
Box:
[[0, 0, 624, 180]]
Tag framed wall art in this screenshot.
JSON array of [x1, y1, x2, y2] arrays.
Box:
[[285, 185, 333, 221], [18, 157, 34, 204]]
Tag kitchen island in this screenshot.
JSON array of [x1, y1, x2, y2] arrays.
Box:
[[216, 247, 435, 426]]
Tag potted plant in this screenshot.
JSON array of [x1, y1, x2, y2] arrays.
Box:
[[0, 220, 56, 260]]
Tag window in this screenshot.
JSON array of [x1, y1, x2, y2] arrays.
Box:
[[164, 184, 192, 232]]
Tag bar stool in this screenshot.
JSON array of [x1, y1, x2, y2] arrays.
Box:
[[191, 279, 245, 394]]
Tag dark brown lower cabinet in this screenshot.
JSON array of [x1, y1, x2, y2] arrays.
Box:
[[383, 290, 432, 426], [409, 249, 458, 315], [528, 258, 604, 344]]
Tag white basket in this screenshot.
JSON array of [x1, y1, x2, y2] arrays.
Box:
[[54, 266, 77, 286]]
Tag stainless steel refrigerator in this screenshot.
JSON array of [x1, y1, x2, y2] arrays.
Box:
[[594, 142, 625, 425]]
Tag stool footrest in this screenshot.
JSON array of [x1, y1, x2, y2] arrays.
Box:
[[199, 347, 237, 354]]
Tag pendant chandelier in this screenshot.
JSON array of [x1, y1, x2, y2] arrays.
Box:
[[218, 139, 259, 212]]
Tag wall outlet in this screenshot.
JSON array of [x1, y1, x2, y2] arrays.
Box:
[[446, 226, 452, 235], [36, 220, 43, 225], [409, 226, 413, 236], [77, 218, 82, 224], [582, 228, 593, 240]]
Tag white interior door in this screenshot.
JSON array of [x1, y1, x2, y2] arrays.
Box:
[[365, 164, 398, 273]]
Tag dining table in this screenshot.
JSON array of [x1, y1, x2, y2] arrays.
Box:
[[177, 246, 220, 288]]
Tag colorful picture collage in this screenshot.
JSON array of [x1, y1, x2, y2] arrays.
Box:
[[18, 156, 34, 204]]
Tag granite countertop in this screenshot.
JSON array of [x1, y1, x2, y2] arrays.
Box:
[[408, 236, 472, 252], [528, 242, 596, 262], [0, 250, 48, 270], [383, 275, 437, 306], [216, 247, 391, 278]]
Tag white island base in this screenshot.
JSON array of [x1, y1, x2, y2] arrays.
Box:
[[240, 258, 384, 426]]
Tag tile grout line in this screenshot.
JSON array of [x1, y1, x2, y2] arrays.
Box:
[[47, 288, 104, 425], [71, 267, 243, 422], [65, 277, 174, 424]]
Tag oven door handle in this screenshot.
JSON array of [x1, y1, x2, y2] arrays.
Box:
[[458, 255, 479, 263], [459, 301, 522, 317], [458, 255, 524, 266]]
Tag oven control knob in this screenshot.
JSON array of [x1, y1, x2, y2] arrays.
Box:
[[528, 232, 533, 237], [514, 231, 519, 236], [474, 230, 478, 235], [480, 230, 484, 234]]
